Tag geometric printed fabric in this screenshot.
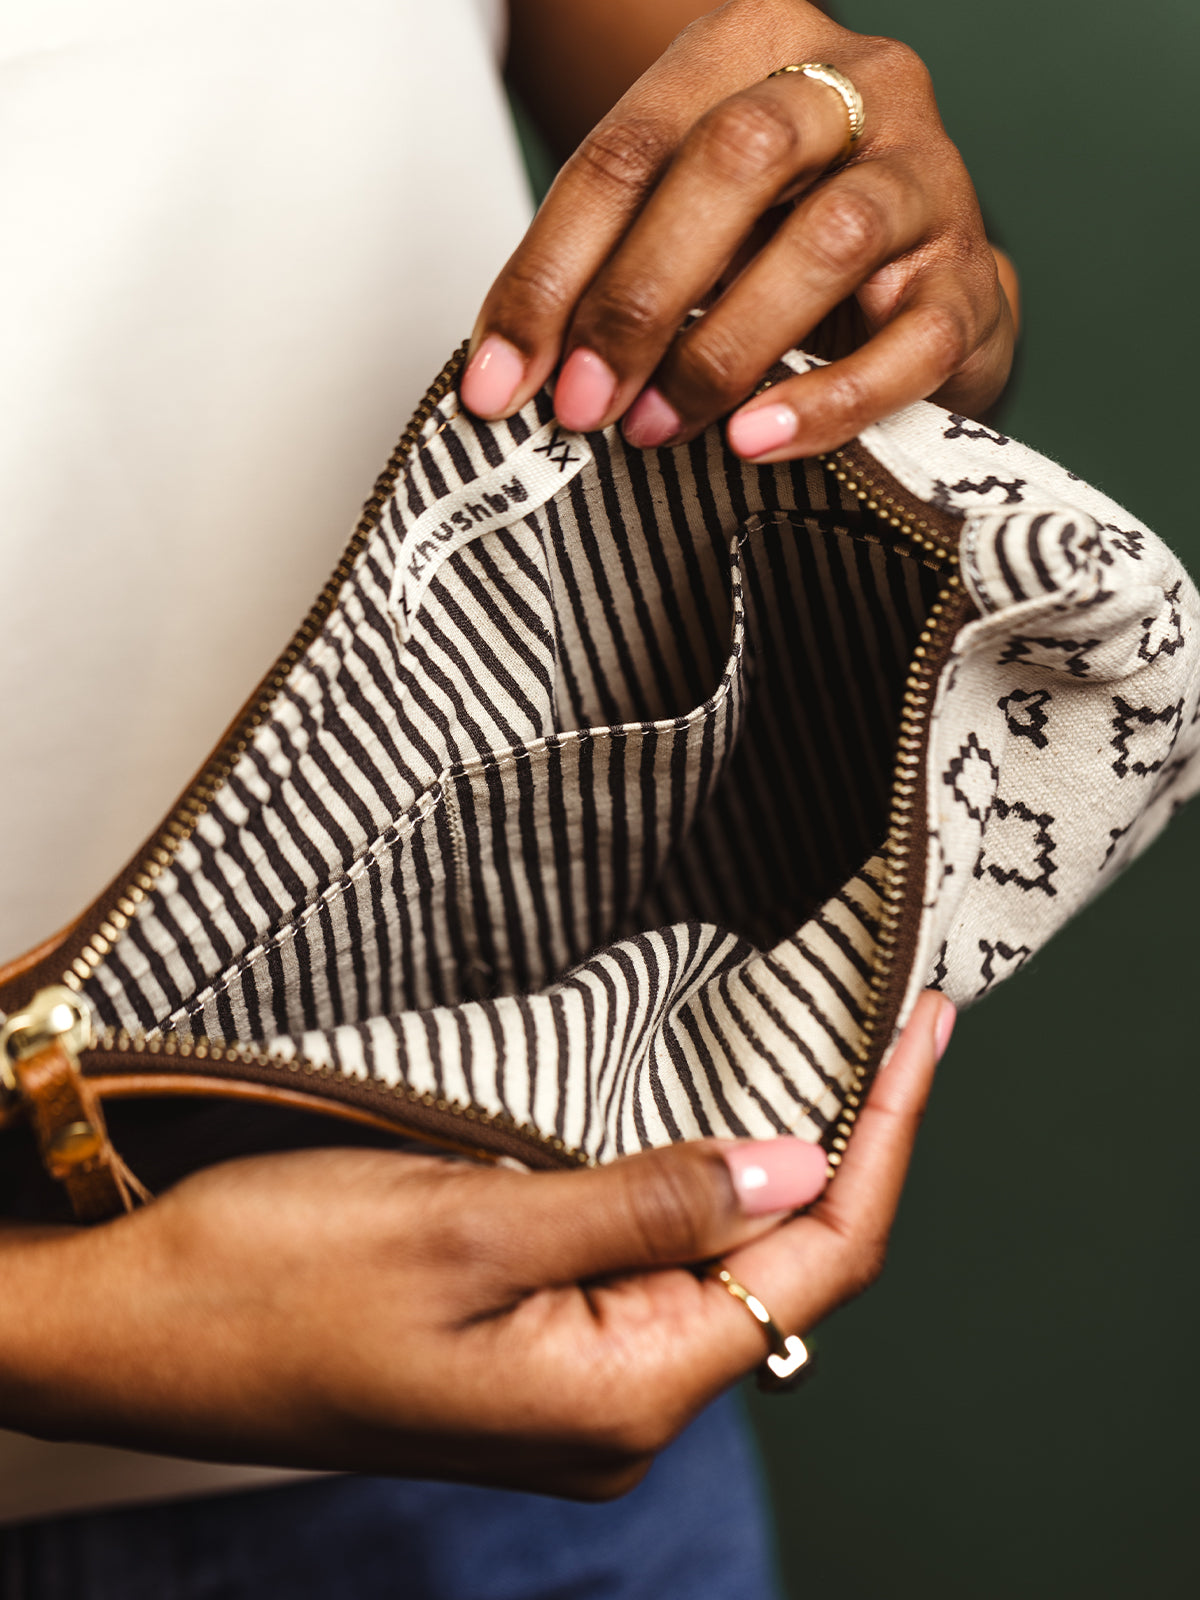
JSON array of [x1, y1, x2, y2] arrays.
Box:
[[855, 389, 1200, 1026]]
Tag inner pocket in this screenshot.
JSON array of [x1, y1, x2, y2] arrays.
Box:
[[644, 512, 945, 948], [438, 615, 748, 1001]]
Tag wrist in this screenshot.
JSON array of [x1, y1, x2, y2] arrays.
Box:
[[0, 1211, 201, 1452], [0, 1222, 93, 1438]]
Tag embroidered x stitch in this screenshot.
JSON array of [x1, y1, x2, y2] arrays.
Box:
[[531, 428, 582, 471]]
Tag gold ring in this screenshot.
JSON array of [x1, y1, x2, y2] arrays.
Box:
[[767, 62, 866, 165], [709, 1266, 814, 1393]]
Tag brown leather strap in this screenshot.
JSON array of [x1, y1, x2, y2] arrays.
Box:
[[12, 1043, 151, 1223]]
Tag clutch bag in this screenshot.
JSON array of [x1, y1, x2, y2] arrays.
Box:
[[2, 346, 1197, 1222]]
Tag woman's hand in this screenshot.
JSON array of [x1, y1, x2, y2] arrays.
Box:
[[0, 992, 951, 1500], [463, 0, 1015, 462]]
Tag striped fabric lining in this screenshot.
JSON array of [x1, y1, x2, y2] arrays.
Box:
[[81, 390, 934, 1156], [273, 861, 887, 1162]]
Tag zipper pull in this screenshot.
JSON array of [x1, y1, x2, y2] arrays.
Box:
[[0, 986, 149, 1222], [0, 984, 93, 1105]]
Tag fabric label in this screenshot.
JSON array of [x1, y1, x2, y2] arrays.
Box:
[[389, 421, 591, 639]]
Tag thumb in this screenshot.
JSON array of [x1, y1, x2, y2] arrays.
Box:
[[483, 1137, 830, 1288]]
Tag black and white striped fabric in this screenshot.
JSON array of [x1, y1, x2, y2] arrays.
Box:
[[78, 361, 1200, 1164]]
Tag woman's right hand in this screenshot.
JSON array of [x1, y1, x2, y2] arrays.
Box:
[[0, 992, 951, 1500], [469, 0, 1016, 459]]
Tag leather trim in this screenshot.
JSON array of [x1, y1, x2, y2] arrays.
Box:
[[83, 1072, 526, 1164], [74, 1051, 584, 1171], [12, 1043, 149, 1222]]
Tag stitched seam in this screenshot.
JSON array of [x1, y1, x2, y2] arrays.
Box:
[[165, 784, 450, 1031], [747, 508, 956, 573], [444, 773, 486, 996], [959, 518, 997, 614]]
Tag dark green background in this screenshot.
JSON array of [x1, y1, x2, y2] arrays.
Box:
[[515, 4, 1199, 1592], [745, 5, 1200, 1597]]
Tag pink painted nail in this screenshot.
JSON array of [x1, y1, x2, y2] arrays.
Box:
[[623, 386, 683, 449], [723, 1140, 828, 1217], [935, 999, 957, 1060], [727, 403, 798, 459], [461, 335, 525, 417], [555, 348, 618, 432]]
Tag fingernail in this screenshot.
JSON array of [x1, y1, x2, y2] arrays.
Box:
[[724, 1139, 828, 1217], [934, 999, 957, 1061], [727, 403, 798, 459], [555, 348, 618, 432], [461, 335, 525, 417], [622, 386, 683, 449]]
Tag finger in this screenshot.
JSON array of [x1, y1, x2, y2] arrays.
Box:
[[930, 275, 1016, 419], [556, 72, 853, 434], [808, 989, 952, 1241], [720, 990, 953, 1332], [723, 262, 997, 460], [460, 1136, 830, 1293], [477, 997, 949, 1419], [626, 157, 931, 446], [991, 244, 1021, 335], [460, 112, 682, 421]]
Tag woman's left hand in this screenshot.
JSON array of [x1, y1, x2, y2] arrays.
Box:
[[462, 0, 1016, 462], [0, 994, 949, 1499]]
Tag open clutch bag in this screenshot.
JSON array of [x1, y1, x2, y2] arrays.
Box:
[[2, 347, 1197, 1224]]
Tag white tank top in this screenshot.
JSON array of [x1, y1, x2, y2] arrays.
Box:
[[0, 0, 532, 1522]]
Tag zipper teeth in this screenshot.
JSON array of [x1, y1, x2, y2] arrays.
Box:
[[60, 344, 469, 994], [89, 1025, 590, 1168], [817, 448, 963, 1172]]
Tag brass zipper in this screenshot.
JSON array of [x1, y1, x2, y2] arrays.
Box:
[[816, 444, 970, 1172], [3, 358, 970, 1179]]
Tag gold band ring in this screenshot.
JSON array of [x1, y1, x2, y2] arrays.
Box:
[[767, 62, 866, 166], [709, 1266, 814, 1393]]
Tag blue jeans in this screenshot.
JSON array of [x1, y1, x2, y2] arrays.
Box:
[[0, 1395, 781, 1600]]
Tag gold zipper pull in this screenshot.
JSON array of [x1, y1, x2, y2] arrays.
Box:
[[0, 985, 149, 1222], [0, 984, 93, 1103]]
